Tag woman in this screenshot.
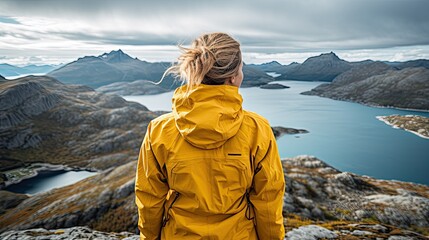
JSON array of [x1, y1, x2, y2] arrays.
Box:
[[135, 32, 285, 239]]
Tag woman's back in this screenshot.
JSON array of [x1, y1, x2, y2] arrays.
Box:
[[135, 32, 285, 240]]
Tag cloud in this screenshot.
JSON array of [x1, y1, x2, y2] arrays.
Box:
[[0, 0, 428, 64]]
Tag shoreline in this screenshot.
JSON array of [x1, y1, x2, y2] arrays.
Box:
[[300, 91, 429, 113], [368, 104, 429, 113], [376, 116, 429, 140], [3, 163, 98, 188]]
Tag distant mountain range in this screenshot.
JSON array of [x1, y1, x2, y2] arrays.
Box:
[[48, 50, 274, 89], [0, 64, 61, 77], [2, 51, 429, 110], [249, 52, 429, 82]]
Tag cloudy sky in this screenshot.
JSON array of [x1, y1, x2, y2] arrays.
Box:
[[1, 0, 429, 66]]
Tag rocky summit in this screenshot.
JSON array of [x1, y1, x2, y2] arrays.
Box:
[[0, 75, 158, 171], [1, 156, 428, 239]]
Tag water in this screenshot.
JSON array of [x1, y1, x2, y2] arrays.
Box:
[[5, 73, 46, 79], [6, 170, 97, 195], [124, 81, 429, 185]]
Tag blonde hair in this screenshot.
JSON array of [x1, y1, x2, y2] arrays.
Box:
[[162, 32, 242, 93]]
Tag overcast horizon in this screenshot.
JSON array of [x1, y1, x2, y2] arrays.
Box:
[[1, 0, 429, 66]]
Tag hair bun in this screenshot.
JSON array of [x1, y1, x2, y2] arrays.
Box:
[[161, 33, 241, 92]]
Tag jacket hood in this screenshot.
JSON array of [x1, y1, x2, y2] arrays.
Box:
[[172, 84, 244, 149]]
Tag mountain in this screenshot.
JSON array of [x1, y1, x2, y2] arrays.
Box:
[[394, 59, 429, 70], [0, 75, 159, 171], [0, 64, 60, 77], [0, 64, 24, 76], [249, 52, 352, 81], [21, 64, 62, 73], [302, 61, 429, 111], [1, 155, 428, 238], [96, 80, 169, 95], [279, 52, 352, 81], [241, 64, 275, 87], [248, 61, 283, 72], [248, 61, 301, 80], [48, 50, 176, 89], [48, 50, 275, 90]]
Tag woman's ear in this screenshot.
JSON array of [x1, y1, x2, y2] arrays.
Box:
[[230, 76, 236, 84], [225, 77, 234, 86]]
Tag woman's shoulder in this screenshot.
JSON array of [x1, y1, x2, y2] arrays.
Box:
[[243, 110, 270, 127], [149, 112, 175, 128]]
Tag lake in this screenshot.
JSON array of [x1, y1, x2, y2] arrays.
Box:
[[124, 80, 429, 186], [5, 170, 97, 195]]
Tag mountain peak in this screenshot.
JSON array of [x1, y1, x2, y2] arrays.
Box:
[[261, 61, 282, 66], [99, 49, 133, 63], [304, 52, 344, 64], [320, 51, 340, 60]]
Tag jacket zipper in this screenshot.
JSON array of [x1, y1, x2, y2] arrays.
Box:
[[162, 191, 180, 227]]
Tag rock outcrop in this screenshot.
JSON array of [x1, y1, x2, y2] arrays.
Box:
[[285, 224, 427, 240], [0, 76, 158, 171], [302, 62, 429, 111], [0, 226, 139, 240], [282, 155, 429, 233]]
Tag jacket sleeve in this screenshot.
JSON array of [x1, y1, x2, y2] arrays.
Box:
[[249, 128, 285, 240], [135, 122, 169, 240]]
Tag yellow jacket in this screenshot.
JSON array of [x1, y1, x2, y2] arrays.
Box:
[[135, 84, 285, 239]]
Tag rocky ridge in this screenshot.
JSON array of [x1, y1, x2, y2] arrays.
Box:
[[0, 75, 158, 171], [1, 156, 428, 238], [302, 62, 429, 111]]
